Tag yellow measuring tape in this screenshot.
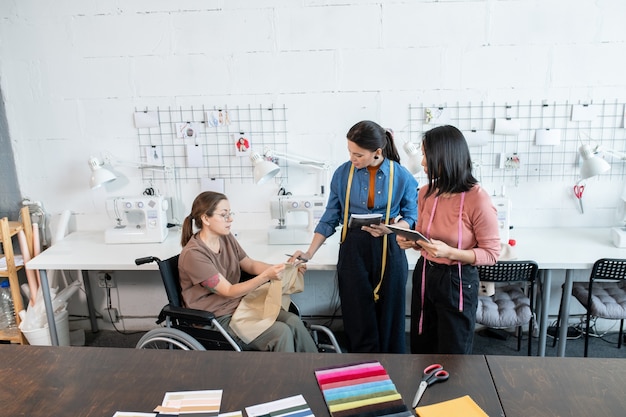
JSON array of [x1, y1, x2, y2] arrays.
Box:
[[341, 162, 394, 302]]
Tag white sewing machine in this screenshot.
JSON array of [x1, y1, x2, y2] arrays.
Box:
[[491, 195, 512, 244], [104, 196, 169, 244], [268, 195, 326, 245]]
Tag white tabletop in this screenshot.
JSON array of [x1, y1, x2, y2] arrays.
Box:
[[25, 229, 358, 271], [26, 230, 183, 271], [509, 227, 626, 269], [27, 226, 625, 353], [27, 227, 625, 272]]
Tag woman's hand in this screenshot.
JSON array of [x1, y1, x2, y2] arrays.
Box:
[[296, 262, 307, 275], [263, 263, 286, 281], [418, 239, 450, 259], [362, 223, 391, 238], [288, 250, 311, 264], [396, 235, 418, 250]]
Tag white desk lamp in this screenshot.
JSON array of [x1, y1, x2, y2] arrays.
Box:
[[578, 143, 626, 180], [578, 143, 626, 247], [402, 140, 423, 176], [249, 147, 331, 194], [249, 151, 281, 185], [88, 152, 170, 189], [88, 157, 117, 189]]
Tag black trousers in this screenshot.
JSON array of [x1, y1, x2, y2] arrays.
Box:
[[410, 257, 479, 354], [337, 228, 408, 353]]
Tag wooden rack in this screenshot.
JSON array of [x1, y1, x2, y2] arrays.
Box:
[[0, 206, 33, 344]]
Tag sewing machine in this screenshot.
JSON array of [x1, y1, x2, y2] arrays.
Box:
[[104, 196, 169, 244], [268, 195, 326, 244], [491, 195, 512, 244]]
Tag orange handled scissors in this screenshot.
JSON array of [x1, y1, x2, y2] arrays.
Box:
[[574, 185, 585, 214]]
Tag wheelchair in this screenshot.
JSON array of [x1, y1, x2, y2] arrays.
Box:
[[134, 255, 342, 353]]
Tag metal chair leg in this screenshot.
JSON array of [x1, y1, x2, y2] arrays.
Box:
[[584, 311, 591, 357]]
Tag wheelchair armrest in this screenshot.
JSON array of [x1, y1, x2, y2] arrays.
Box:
[[157, 304, 217, 325]]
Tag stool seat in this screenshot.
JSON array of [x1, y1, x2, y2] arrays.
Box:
[[477, 284, 532, 328]]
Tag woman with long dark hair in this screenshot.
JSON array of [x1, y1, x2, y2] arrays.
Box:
[[289, 120, 418, 353], [399, 125, 500, 354]]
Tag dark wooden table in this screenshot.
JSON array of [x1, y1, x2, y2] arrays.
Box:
[[0, 345, 503, 417], [487, 355, 626, 417]]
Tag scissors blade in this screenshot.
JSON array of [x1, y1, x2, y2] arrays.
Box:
[[412, 381, 428, 408], [579, 198, 584, 213], [284, 254, 308, 263]]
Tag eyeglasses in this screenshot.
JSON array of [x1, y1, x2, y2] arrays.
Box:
[[214, 211, 235, 221]]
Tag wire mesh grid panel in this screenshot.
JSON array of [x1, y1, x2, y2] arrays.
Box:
[[135, 105, 289, 184], [408, 100, 626, 185]]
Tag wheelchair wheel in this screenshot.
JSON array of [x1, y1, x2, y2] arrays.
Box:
[[136, 327, 206, 350]]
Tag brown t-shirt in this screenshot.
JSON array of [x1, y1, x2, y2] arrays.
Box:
[[178, 233, 248, 317]]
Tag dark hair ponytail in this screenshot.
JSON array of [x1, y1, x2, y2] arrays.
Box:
[[346, 120, 401, 163], [180, 191, 228, 247]]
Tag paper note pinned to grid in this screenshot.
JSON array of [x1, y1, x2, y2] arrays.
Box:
[[571, 104, 597, 121], [535, 128, 561, 146], [463, 130, 489, 147], [314, 361, 412, 417], [133, 111, 159, 128], [493, 118, 520, 135]]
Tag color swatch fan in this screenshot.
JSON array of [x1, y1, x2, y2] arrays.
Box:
[[314, 361, 412, 417]]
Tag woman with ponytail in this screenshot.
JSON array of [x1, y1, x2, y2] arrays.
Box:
[[179, 191, 317, 352], [289, 120, 418, 353]]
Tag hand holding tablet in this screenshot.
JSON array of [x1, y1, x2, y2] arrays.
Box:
[[386, 224, 431, 243]]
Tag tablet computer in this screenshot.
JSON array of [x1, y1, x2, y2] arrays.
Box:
[[386, 225, 431, 243]]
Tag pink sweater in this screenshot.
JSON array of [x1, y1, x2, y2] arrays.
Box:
[[416, 185, 500, 266]]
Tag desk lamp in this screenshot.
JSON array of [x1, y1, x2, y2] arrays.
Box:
[[249, 150, 281, 185], [249, 147, 331, 194], [578, 142, 626, 180], [578, 143, 626, 247], [88, 157, 117, 189], [402, 140, 423, 176], [88, 152, 170, 189]]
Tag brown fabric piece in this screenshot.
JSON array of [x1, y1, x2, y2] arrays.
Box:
[[230, 264, 304, 343]]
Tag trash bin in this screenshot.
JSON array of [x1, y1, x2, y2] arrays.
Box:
[[21, 309, 70, 346]]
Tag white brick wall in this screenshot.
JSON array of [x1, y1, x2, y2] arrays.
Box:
[[2, 0, 626, 331]]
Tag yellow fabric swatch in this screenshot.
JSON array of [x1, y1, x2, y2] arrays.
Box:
[[415, 395, 489, 417]]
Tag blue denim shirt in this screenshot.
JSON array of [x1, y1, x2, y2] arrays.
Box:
[[315, 159, 419, 238]]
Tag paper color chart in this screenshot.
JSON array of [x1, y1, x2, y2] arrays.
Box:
[[314, 361, 412, 417], [154, 389, 223, 416], [245, 394, 313, 417]]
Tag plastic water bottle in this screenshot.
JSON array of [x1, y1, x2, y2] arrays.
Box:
[[0, 280, 16, 329]]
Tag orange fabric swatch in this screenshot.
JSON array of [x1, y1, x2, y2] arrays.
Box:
[[415, 395, 489, 417]]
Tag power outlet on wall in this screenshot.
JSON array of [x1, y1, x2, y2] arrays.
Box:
[[97, 272, 116, 288], [103, 307, 119, 323]]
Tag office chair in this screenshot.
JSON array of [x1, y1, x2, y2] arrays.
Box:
[[475, 260, 539, 355], [554, 258, 626, 357], [134, 255, 341, 352]]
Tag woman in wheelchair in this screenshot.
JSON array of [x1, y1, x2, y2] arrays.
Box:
[[178, 191, 318, 353]]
